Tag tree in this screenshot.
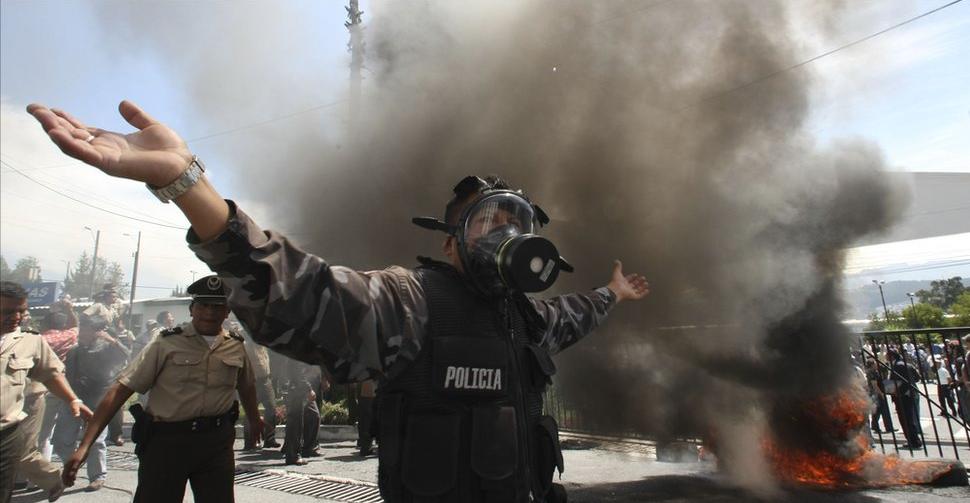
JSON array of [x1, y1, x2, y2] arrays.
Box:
[[866, 309, 906, 331], [1, 256, 43, 284], [915, 277, 966, 310], [949, 291, 970, 327], [62, 251, 127, 299], [900, 303, 945, 329], [0, 255, 10, 279]]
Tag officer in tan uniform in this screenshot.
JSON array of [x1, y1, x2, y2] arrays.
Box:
[[1, 281, 93, 503], [82, 285, 119, 328], [82, 284, 129, 445], [240, 324, 280, 450], [60, 276, 264, 503]]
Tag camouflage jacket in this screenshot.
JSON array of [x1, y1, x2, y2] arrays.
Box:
[[188, 201, 617, 384]]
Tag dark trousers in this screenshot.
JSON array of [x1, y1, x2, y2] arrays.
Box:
[[939, 385, 959, 416], [108, 410, 124, 441], [357, 396, 374, 451], [895, 393, 923, 447], [0, 424, 23, 503], [133, 423, 235, 503], [284, 393, 320, 460], [870, 394, 894, 431], [243, 377, 277, 447]]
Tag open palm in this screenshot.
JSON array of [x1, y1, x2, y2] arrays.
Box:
[[27, 100, 192, 187], [608, 260, 650, 302]]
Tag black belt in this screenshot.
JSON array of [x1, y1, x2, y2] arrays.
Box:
[[152, 408, 237, 435]]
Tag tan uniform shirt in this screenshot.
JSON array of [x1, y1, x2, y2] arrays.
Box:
[[0, 328, 64, 430], [116, 322, 254, 422], [82, 302, 117, 327]]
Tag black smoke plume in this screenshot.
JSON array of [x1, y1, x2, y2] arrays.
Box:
[[96, 0, 909, 491]]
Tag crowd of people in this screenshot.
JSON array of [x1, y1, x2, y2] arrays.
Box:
[[862, 336, 970, 450], [1, 281, 378, 502]]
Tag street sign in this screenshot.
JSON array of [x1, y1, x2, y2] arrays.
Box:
[[24, 281, 61, 307]]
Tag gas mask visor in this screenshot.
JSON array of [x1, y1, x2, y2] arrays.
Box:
[[458, 192, 563, 295]]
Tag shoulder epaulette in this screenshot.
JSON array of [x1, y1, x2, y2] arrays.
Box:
[[227, 330, 244, 342], [160, 327, 183, 337], [22, 329, 39, 335]]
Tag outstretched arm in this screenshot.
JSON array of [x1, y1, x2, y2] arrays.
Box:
[[533, 260, 650, 355], [27, 101, 229, 240]]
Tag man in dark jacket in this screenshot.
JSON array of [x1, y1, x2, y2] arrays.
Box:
[[888, 348, 923, 450], [51, 319, 129, 492]]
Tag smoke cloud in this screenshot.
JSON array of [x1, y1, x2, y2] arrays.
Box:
[[94, 0, 910, 491]]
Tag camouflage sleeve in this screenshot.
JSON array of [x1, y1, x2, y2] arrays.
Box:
[[187, 201, 428, 383], [530, 287, 617, 355]]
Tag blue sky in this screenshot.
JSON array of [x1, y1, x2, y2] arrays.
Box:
[[1, 0, 967, 300]]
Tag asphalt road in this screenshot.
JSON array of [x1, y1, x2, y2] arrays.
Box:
[[11, 434, 970, 503]]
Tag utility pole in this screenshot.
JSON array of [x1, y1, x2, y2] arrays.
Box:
[[906, 292, 919, 329], [873, 279, 890, 324], [86, 227, 101, 298], [126, 231, 142, 330], [346, 0, 364, 131]]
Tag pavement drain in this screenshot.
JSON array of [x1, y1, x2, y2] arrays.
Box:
[[80, 451, 384, 502], [104, 450, 141, 470], [53, 451, 142, 471], [233, 470, 383, 502]]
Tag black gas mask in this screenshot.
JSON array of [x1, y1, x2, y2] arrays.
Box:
[[413, 176, 573, 297]]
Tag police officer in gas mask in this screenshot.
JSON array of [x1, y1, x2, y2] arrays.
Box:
[[29, 102, 651, 503]]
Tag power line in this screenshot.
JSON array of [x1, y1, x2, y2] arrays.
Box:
[[0, 160, 81, 174], [1, 160, 187, 230], [185, 99, 346, 144], [691, 0, 965, 108], [1, 154, 186, 227], [847, 259, 970, 275]]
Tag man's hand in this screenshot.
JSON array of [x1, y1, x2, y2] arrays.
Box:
[[606, 260, 650, 302], [248, 417, 266, 447], [62, 446, 89, 487], [26, 101, 192, 187], [69, 400, 94, 421]]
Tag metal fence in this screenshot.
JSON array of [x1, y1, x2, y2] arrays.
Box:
[[542, 326, 970, 461], [857, 326, 970, 461]]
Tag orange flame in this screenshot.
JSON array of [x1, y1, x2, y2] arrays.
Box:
[[761, 391, 953, 488]]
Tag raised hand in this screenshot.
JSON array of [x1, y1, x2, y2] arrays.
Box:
[[606, 260, 650, 302], [27, 101, 192, 187]]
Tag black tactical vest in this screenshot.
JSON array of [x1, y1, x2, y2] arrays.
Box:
[[376, 261, 565, 503]]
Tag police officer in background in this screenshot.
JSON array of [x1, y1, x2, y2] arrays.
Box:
[[1, 281, 93, 503], [281, 359, 322, 465], [29, 101, 650, 503], [59, 275, 264, 503], [238, 321, 281, 450], [82, 285, 119, 327]]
